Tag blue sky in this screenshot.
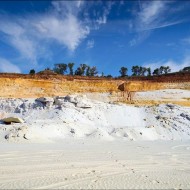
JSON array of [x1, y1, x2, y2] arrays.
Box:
[[0, 0, 190, 76]]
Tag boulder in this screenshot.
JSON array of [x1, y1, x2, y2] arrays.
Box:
[[166, 104, 175, 109], [2, 117, 24, 124], [180, 113, 190, 121], [36, 97, 54, 103], [64, 95, 92, 108], [64, 95, 78, 104], [76, 100, 92, 108], [54, 96, 65, 106], [36, 97, 54, 107]]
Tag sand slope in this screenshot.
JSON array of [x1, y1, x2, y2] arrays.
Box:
[[0, 91, 190, 142]]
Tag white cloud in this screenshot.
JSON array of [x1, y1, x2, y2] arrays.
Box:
[[143, 56, 190, 72], [0, 1, 114, 65], [0, 20, 37, 62], [51, 1, 84, 16], [131, 1, 168, 34], [87, 40, 94, 49], [0, 58, 21, 73], [95, 2, 114, 25], [139, 1, 165, 26], [96, 15, 107, 25], [32, 14, 90, 51], [130, 1, 185, 46], [0, 4, 90, 56]]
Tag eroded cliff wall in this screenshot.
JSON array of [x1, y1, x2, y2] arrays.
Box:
[[0, 78, 122, 98], [0, 73, 189, 98]]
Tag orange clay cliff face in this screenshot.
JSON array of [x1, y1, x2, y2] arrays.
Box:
[[0, 72, 189, 98], [0, 77, 121, 98]]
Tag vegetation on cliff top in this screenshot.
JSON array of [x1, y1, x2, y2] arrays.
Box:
[[29, 63, 190, 78]]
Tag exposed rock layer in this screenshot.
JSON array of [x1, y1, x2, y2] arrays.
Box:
[[0, 73, 189, 98]]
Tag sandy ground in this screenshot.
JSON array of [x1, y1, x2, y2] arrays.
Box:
[[0, 140, 190, 189], [0, 89, 190, 189], [135, 89, 190, 101], [133, 89, 190, 106]]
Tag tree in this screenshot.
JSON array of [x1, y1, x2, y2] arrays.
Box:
[[54, 63, 67, 74], [153, 68, 160, 75], [147, 67, 151, 76], [86, 66, 90, 76], [163, 66, 171, 74], [29, 69, 35, 74], [81, 64, 87, 75], [75, 67, 82, 76], [68, 63, 74, 75], [159, 66, 164, 75], [182, 66, 190, 72], [158, 66, 171, 74], [139, 66, 147, 76], [131, 66, 140, 76], [75, 64, 87, 76], [119, 67, 128, 77], [131, 66, 149, 76], [89, 66, 98, 76], [153, 66, 171, 76]]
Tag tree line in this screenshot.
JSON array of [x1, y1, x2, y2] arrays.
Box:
[[30, 63, 98, 77], [29, 63, 190, 77], [119, 65, 172, 77], [53, 63, 99, 76]]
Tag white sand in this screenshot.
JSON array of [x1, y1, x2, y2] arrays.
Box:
[[0, 91, 190, 142], [0, 141, 190, 189], [134, 89, 190, 101], [0, 89, 190, 189]]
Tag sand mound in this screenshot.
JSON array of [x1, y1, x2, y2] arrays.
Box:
[[0, 92, 189, 142]]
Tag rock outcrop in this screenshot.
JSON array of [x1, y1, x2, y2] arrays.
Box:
[[65, 95, 92, 108], [0, 72, 189, 98], [36, 97, 54, 107], [2, 117, 24, 124]]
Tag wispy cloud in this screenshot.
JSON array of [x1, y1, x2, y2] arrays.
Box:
[[0, 1, 114, 68], [130, 1, 187, 46], [95, 1, 114, 25], [0, 18, 37, 63], [0, 2, 90, 58], [0, 58, 21, 73], [143, 56, 190, 73], [32, 13, 90, 51], [137, 1, 166, 29], [87, 39, 94, 49], [139, 20, 185, 32]]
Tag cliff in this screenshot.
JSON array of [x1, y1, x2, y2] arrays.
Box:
[[0, 72, 189, 98], [0, 77, 121, 98]]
